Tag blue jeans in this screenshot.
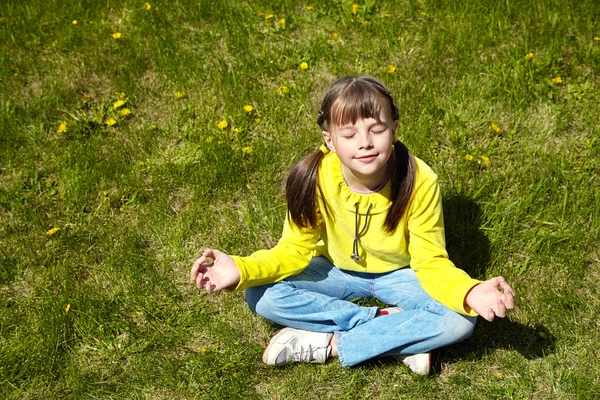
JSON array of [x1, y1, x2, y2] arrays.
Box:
[[245, 256, 477, 367]]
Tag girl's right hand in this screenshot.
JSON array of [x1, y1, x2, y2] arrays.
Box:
[[190, 249, 241, 293]]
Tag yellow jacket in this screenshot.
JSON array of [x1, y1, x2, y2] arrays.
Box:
[[232, 149, 481, 316]]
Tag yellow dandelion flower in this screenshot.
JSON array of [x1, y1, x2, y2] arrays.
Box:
[[278, 18, 285, 25], [65, 304, 71, 313], [175, 91, 185, 98], [47, 227, 60, 236], [576, 93, 582, 100], [306, 6, 313, 11], [103, 190, 109, 196], [206, 136, 214, 143], [552, 76, 563, 84], [387, 66, 396, 74], [106, 118, 117, 126], [243, 105, 253, 113], [57, 121, 67, 133], [491, 123, 501, 133], [242, 146, 253, 154], [278, 86, 289, 94], [233, 128, 240, 133], [300, 62, 308, 70], [72, 20, 78, 25], [525, 52, 534, 60], [144, 3, 151, 10], [351, 4, 359, 15], [59, 195, 65, 200], [255, 118, 262, 123], [113, 99, 126, 109], [332, 32, 339, 40], [481, 155, 490, 165], [151, 123, 158, 130], [217, 120, 228, 129], [594, 37, 600, 41], [396, 37, 403, 41], [118, 92, 126, 99], [120, 108, 131, 116], [265, 14, 274, 20], [201, 346, 207, 354], [465, 154, 474, 161], [112, 32, 121, 39]]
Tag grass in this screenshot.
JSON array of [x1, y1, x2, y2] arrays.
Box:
[[1, 0, 599, 398]]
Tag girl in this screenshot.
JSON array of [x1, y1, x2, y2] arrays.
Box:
[[190, 75, 515, 375]]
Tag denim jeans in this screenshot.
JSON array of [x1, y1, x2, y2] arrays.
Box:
[[245, 256, 477, 367]]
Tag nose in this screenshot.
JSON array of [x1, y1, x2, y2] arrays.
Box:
[[358, 132, 373, 149]]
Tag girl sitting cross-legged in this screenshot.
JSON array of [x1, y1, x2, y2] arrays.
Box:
[[190, 75, 515, 375]]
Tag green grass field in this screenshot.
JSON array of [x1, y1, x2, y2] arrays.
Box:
[[1, 0, 599, 398]]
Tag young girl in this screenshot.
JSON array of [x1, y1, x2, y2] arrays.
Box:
[[190, 75, 515, 375]]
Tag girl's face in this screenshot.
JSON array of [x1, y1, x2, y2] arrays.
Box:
[[322, 107, 397, 192]]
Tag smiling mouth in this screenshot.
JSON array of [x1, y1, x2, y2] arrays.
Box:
[[356, 154, 378, 161]]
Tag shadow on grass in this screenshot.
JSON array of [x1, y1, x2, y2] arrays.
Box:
[[443, 194, 490, 280], [363, 317, 556, 372], [432, 318, 557, 373], [432, 194, 556, 371]]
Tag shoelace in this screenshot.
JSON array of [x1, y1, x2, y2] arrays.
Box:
[[292, 345, 326, 362], [351, 202, 373, 263]]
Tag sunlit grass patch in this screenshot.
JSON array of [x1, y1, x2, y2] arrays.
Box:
[[1, 0, 600, 398]]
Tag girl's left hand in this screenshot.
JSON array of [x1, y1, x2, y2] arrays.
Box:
[[465, 277, 515, 322]]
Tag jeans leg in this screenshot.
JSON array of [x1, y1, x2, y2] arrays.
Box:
[[245, 256, 378, 333], [335, 268, 477, 367]]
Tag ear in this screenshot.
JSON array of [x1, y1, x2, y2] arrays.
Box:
[[322, 130, 336, 152], [393, 120, 399, 134]]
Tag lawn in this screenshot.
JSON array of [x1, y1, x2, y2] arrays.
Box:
[[1, 0, 599, 398]]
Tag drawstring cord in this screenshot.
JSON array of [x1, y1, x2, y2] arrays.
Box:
[[351, 203, 373, 263]]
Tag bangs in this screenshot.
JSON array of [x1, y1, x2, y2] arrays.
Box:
[[330, 84, 389, 128]]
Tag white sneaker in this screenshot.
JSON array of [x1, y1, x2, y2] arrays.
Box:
[[396, 353, 431, 375], [262, 327, 333, 366], [379, 308, 430, 375]]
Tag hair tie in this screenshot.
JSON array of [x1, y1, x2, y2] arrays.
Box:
[[319, 144, 330, 154]]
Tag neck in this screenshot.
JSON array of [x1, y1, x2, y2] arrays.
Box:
[[342, 159, 392, 193]]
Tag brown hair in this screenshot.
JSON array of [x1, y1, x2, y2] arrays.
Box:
[[286, 75, 416, 233]]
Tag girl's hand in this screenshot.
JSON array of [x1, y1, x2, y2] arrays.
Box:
[[190, 249, 241, 293], [465, 276, 515, 322]]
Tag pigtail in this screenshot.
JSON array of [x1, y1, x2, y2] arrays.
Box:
[[286, 150, 326, 230], [384, 140, 416, 233]]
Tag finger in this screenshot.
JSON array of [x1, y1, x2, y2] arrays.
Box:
[[502, 287, 515, 310], [492, 276, 506, 289], [195, 272, 207, 290], [202, 248, 217, 261], [493, 299, 507, 318], [190, 249, 217, 281], [203, 277, 216, 293], [484, 308, 496, 322], [500, 281, 516, 298], [190, 256, 207, 281]]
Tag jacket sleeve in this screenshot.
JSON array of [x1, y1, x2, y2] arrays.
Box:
[[232, 214, 319, 290], [407, 174, 481, 316]]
